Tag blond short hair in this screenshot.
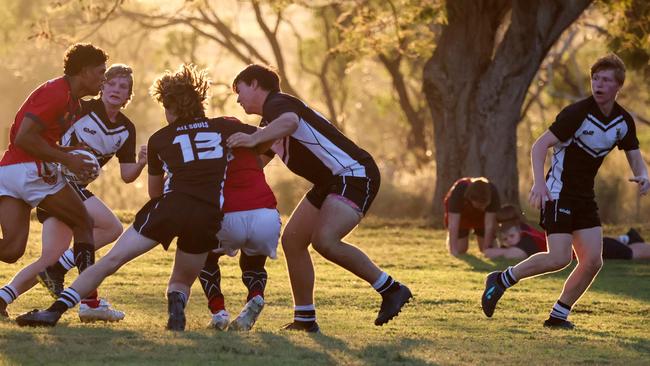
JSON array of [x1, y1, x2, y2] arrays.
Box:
[[103, 63, 134, 107], [590, 53, 626, 85]]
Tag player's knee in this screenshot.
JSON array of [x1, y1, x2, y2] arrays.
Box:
[[107, 220, 124, 243], [311, 234, 337, 259], [580, 255, 603, 273], [547, 253, 572, 271], [281, 232, 303, 253], [0, 238, 27, 263], [0, 251, 23, 264]]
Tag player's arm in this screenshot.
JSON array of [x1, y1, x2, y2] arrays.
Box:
[[15, 116, 94, 176], [148, 174, 164, 199], [446, 213, 461, 252], [624, 149, 650, 196], [120, 145, 148, 183], [528, 130, 559, 209], [482, 212, 497, 251], [483, 247, 527, 260], [227, 112, 299, 148]]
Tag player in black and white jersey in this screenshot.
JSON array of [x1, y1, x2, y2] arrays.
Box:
[[15, 64, 258, 330], [0, 64, 146, 323], [482, 54, 650, 329], [227, 64, 412, 332]]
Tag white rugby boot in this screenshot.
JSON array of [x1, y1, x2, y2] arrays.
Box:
[[209, 309, 230, 330], [229, 295, 264, 331], [78, 298, 125, 323]]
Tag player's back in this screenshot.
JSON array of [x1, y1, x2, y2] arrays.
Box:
[[147, 116, 257, 207]]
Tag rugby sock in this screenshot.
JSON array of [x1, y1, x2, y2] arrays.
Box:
[[549, 300, 572, 321], [240, 254, 268, 301], [73, 242, 95, 273], [200, 252, 224, 312], [208, 295, 226, 314], [80, 290, 100, 308], [294, 304, 316, 324], [498, 266, 518, 289], [168, 290, 188, 308], [57, 249, 76, 271], [48, 288, 81, 314], [0, 285, 18, 307], [372, 272, 399, 295]]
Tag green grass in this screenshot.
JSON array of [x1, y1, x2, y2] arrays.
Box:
[[0, 219, 649, 365]]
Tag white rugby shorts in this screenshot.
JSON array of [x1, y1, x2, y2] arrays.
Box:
[[0, 162, 66, 207], [214, 208, 281, 258]]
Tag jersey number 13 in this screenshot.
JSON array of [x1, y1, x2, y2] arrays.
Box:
[[173, 132, 223, 162]]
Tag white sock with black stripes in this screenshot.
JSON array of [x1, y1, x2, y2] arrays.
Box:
[[0, 285, 18, 307], [372, 272, 399, 295], [549, 300, 572, 321], [58, 249, 76, 271], [294, 304, 316, 324], [48, 288, 81, 314]]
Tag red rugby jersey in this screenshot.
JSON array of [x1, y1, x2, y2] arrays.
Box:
[[222, 148, 277, 213], [1, 77, 81, 166]]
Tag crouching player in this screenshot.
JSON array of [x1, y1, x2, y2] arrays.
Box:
[[199, 145, 280, 331], [15, 64, 258, 330]]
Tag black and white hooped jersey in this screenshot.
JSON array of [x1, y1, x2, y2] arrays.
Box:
[[147, 116, 257, 207], [62, 98, 136, 167], [261, 92, 375, 185], [546, 96, 639, 200]]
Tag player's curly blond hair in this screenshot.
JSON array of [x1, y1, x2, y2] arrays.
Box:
[[150, 63, 210, 121]]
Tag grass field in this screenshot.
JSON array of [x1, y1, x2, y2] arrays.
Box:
[[0, 218, 649, 365]]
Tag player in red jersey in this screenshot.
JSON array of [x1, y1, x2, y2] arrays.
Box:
[[444, 177, 500, 255], [199, 145, 280, 331], [0, 43, 107, 267], [15, 64, 259, 330]]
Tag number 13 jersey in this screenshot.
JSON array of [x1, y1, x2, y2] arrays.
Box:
[[147, 116, 257, 207]]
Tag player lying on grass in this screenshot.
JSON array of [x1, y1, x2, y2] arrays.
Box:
[[199, 144, 280, 331], [227, 64, 412, 332], [0, 64, 145, 323], [15, 64, 259, 331], [0, 43, 106, 265], [486, 220, 650, 261], [481, 54, 650, 329]]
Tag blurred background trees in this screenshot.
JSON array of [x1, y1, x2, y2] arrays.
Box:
[[0, 0, 648, 225]]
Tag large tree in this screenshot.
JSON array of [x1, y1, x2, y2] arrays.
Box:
[[423, 0, 593, 223]]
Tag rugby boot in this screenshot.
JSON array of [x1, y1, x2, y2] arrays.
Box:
[[375, 283, 412, 326]]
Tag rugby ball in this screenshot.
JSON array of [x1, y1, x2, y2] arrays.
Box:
[[61, 149, 100, 185]]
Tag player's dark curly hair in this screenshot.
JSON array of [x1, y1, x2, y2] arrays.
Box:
[[63, 43, 109, 76], [232, 64, 281, 93], [150, 63, 210, 121]]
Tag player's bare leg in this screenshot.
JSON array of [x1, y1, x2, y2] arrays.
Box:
[[0, 196, 31, 263], [446, 233, 469, 256], [280, 196, 319, 332], [310, 196, 379, 282], [37, 196, 123, 299], [482, 234, 573, 318], [542, 227, 603, 329], [166, 249, 208, 331], [15, 226, 157, 327]]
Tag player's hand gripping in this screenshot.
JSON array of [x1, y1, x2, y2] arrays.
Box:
[[629, 176, 650, 196], [63, 152, 97, 181], [137, 145, 147, 166], [529, 181, 552, 210], [227, 133, 258, 148]]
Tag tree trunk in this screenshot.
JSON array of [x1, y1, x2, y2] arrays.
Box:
[[423, 0, 592, 226]]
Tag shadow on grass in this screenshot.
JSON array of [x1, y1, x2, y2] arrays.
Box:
[[0, 323, 346, 365], [310, 332, 439, 366]]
